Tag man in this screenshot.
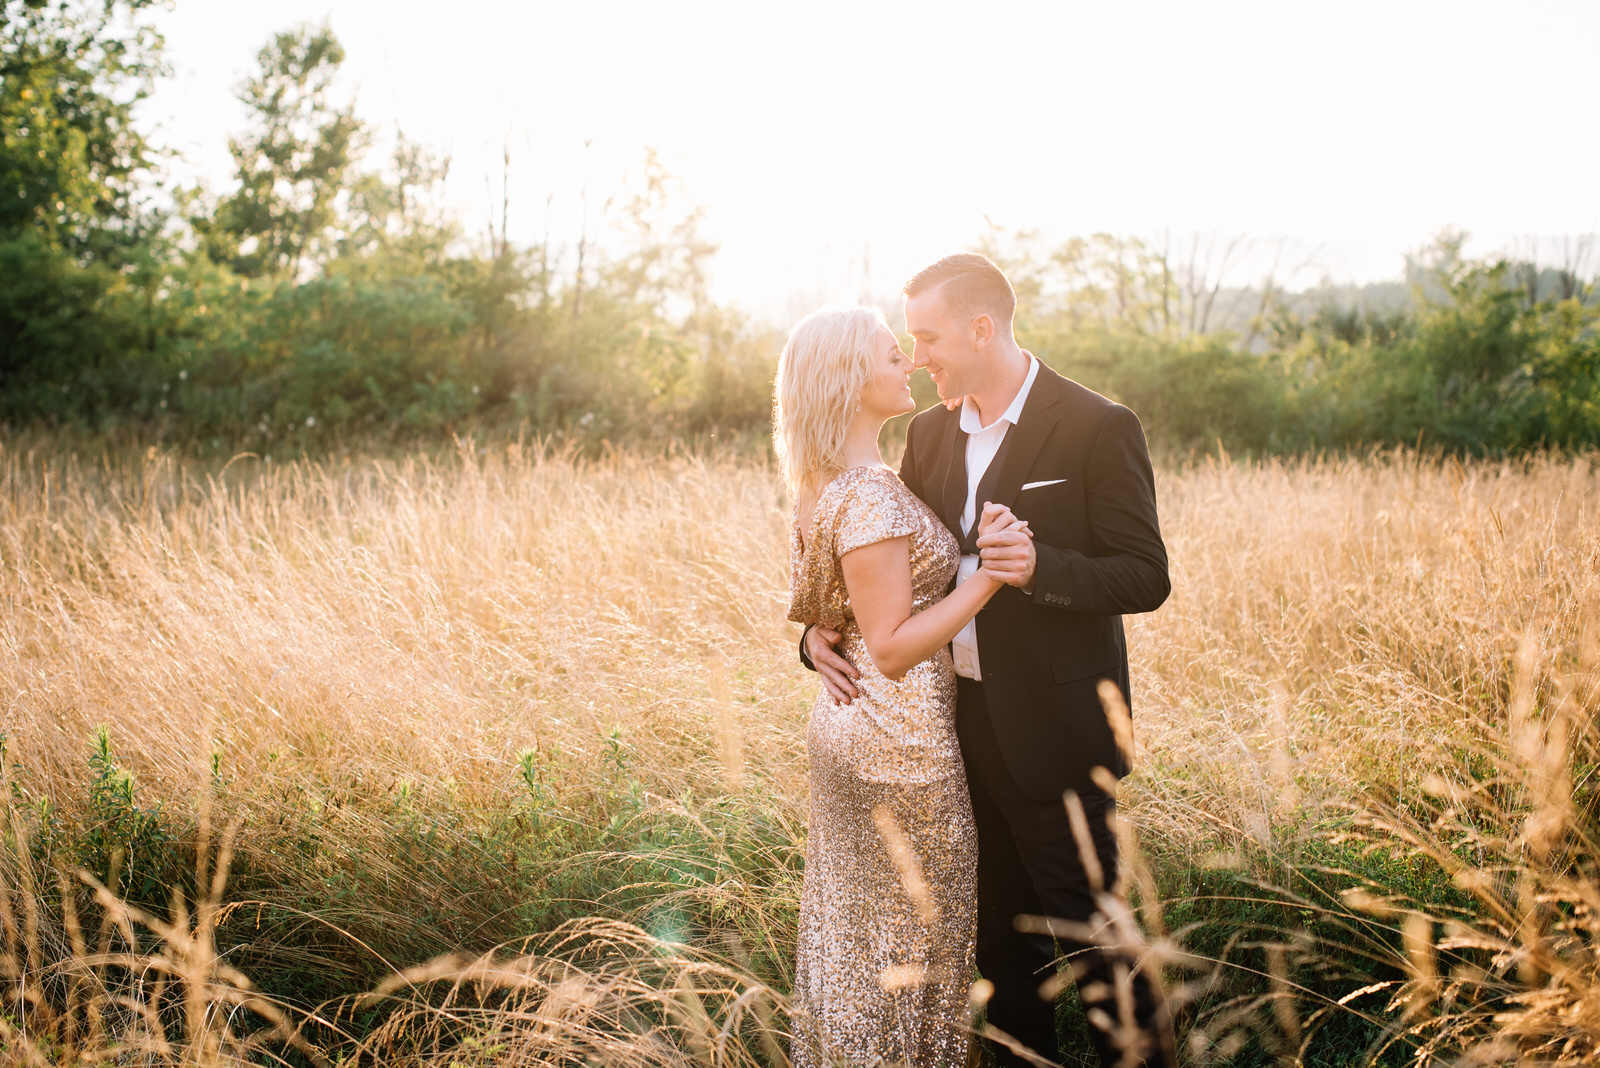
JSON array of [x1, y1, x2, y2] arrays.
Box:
[[802, 253, 1175, 1067]]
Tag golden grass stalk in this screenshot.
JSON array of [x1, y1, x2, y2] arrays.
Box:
[[1, 436, 1597, 1064], [335, 919, 794, 1068]]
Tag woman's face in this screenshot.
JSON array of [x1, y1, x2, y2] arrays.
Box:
[[857, 328, 916, 420]]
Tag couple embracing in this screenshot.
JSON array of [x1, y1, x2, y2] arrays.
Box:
[[774, 254, 1176, 1067]]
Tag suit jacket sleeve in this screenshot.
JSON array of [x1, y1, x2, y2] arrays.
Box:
[[1029, 405, 1170, 616]]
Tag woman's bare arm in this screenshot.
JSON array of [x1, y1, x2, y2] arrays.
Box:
[[840, 504, 1026, 681]]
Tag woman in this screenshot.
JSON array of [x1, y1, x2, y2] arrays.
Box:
[[774, 305, 1025, 1066]]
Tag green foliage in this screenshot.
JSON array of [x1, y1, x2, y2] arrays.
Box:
[[4, 10, 1596, 458], [1272, 252, 1600, 454], [1, 0, 169, 425], [81, 724, 173, 902], [0, 0, 165, 257], [3, 722, 802, 1017], [1015, 231, 1600, 457], [186, 730, 803, 1009], [1027, 327, 1292, 454], [7, 721, 1473, 1062], [0, 229, 169, 425], [1, 15, 778, 449], [197, 24, 360, 278]]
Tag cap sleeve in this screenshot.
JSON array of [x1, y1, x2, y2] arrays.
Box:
[[786, 468, 918, 631], [833, 474, 920, 556]]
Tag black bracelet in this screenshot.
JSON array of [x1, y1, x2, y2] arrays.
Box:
[[798, 624, 817, 672]]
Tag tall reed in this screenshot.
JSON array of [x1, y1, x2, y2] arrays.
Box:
[[1, 437, 1596, 1064]]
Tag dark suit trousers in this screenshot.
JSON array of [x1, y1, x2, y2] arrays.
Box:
[[956, 678, 1174, 1068]]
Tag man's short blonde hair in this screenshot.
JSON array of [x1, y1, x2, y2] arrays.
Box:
[[903, 252, 1016, 326]]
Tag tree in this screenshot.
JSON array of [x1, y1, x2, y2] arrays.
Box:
[[1, 0, 165, 257], [1, 0, 168, 423], [199, 24, 360, 278], [605, 148, 715, 321], [338, 129, 453, 265]]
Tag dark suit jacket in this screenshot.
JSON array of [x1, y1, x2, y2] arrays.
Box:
[[898, 363, 1170, 801]]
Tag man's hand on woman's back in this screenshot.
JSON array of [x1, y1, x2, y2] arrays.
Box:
[[805, 625, 859, 704]]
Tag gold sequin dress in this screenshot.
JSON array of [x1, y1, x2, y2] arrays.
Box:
[[787, 466, 978, 1067]]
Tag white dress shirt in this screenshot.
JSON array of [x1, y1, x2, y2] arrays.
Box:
[[951, 356, 1040, 680]]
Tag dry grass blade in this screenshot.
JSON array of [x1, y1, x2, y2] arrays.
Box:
[[872, 805, 939, 930], [340, 919, 793, 1068], [2, 439, 1598, 1064]]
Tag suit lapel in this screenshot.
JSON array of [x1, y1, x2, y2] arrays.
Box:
[[931, 365, 1065, 545], [936, 415, 968, 536], [979, 365, 1064, 517]]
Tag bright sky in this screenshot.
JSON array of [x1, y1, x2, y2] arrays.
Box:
[[141, 0, 1600, 320]]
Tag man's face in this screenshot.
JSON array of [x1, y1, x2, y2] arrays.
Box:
[[905, 284, 981, 403]]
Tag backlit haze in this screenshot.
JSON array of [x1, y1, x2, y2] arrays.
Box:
[[142, 0, 1600, 322]]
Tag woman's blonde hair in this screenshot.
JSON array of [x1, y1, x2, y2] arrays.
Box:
[[772, 305, 888, 507]]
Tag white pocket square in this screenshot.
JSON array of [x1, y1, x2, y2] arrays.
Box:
[[1021, 479, 1066, 490]]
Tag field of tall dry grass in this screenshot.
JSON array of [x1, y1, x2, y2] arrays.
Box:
[[2, 436, 1596, 1066]]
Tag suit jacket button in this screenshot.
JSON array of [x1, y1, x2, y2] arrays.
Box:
[[1062, 596, 1072, 605]]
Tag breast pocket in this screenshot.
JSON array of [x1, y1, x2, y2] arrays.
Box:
[[1015, 477, 1074, 538]]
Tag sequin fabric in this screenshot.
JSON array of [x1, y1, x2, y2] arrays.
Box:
[[787, 466, 978, 1067]]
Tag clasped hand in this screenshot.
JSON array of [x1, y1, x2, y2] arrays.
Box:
[[975, 501, 1036, 588], [806, 501, 1036, 705]]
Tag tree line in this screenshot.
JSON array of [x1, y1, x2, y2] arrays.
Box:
[[2, 2, 778, 455], [3, 1, 1597, 457], [985, 228, 1600, 456]]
